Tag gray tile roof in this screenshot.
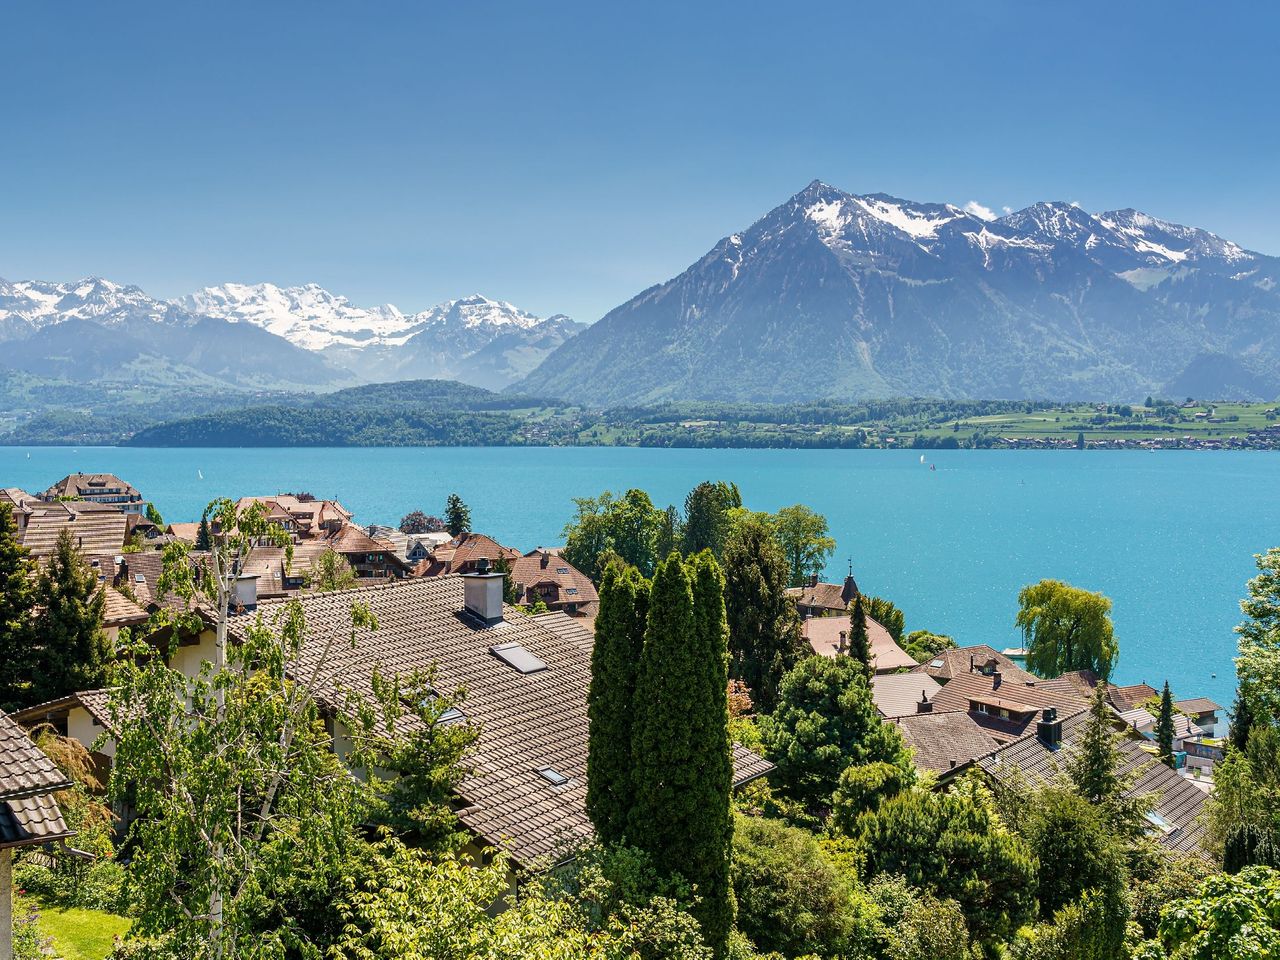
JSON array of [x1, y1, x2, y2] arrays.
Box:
[[0, 792, 72, 848], [0, 709, 72, 849], [233, 576, 771, 866], [530, 611, 595, 655], [893, 711, 999, 774], [910, 644, 1031, 683], [871, 673, 942, 719]]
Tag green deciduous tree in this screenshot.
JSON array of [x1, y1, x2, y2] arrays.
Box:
[[32, 529, 109, 704], [902, 630, 956, 663], [682, 481, 741, 559], [862, 595, 905, 643], [563, 489, 665, 581], [0, 502, 36, 710], [1016, 579, 1119, 679], [444, 493, 471, 538], [763, 656, 909, 812], [1156, 681, 1176, 768], [306, 547, 358, 592], [847, 595, 873, 679], [1147, 866, 1280, 960], [1235, 547, 1280, 723], [587, 562, 650, 845], [1205, 724, 1280, 871], [771, 504, 836, 587], [145, 502, 165, 527], [722, 516, 803, 712]]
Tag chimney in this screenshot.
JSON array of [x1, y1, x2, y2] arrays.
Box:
[[1037, 707, 1062, 747], [837, 630, 847, 655], [916, 692, 933, 714], [992, 670, 1002, 689], [808, 573, 819, 588], [969, 655, 976, 673], [234, 573, 259, 610], [463, 557, 505, 626], [540, 551, 549, 569]]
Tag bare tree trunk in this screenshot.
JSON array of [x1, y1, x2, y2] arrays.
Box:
[[1, 848, 13, 960]]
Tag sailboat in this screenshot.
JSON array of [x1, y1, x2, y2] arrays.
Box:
[[919, 454, 926, 464], [197, 469, 204, 480]]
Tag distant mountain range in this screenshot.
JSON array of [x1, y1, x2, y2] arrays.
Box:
[[0, 278, 581, 392], [517, 181, 1280, 403]]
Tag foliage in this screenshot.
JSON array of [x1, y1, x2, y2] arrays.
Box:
[[144, 502, 164, 527], [1229, 691, 1254, 752], [587, 562, 651, 845], [830, 760, 909, 831], [11, 897, 55, 960], [1156, 682, 1176, 767], [195, 514, 212, 551], [563, 488, 665, 580], [1205, 723, 1280, 870], [1067, 683, 1152, 839], [1152, 865, 1280, 960], [722, 516, 804, 712], [683, 481, 742, 559], [0, 500, 36, 710], [492, 555, 521, 605], [306, 547, 358, 592], [31, 528, 110, 705], [854, 776, 1038, 945], [1235, 547, 1280, 723], [902, 630, 956, 663], [1007, 886, 1130, 960], [862, 596, 905, 643], [444, 493, 471, 537], [629, 552, 734, 956], [1016, 786, 1127, 921], [1016, 578, 1119, 679], [847, 595, 873, 679], [763, 656, 910, 813], [866, 877, 971, 960], [730, 813, 872, 958], [399, 510, 444, 534], [1129, 851, 1213, 941], [770, 505, 836, 587]]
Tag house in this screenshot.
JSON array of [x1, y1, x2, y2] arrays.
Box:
[[366, 526, 450, 565], [414, 533, 521, 578], [509, 549, 599, 619], [39, 473, 148, 514], [18, 503, 130, 558], [870, 673, 942, 719], [19, 572, 773, 870], [1175, 697, 1224, 730], [785, 571, 859, 619], [927, 669, 1087, 743], [0, 488, 38, 533], [802, 614, 917, 674], [319, 525, 412, 580], [233, 496, 353, 540], [1, 708, 74, 960], [910, 645, 1034, 685], [938, 708, 1209, 855], [892, 711, 999, 775]]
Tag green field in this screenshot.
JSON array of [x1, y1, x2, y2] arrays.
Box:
[[36, 904, 132, 960]]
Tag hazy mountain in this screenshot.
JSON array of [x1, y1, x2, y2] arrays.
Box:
[[179, 284, 584, 390], [517, 181, 1280, 403]]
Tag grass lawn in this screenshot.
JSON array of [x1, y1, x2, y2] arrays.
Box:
[[35, 903, 131, 960]]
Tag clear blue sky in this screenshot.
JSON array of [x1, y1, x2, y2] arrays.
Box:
[[3, 1, 1277, 321]]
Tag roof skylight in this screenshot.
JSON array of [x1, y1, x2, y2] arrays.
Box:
[[491, 642, 548, 674], [537, 766, 569, 786]]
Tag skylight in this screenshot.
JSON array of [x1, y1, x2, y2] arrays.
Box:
[[491, 642, 548, 674], [556, 566, 569, 575], [1144, 810, 1178, 837], [537, 766, 569, 787], [930, 658, 945, 668]]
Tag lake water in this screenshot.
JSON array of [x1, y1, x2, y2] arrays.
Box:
[[4, 445, 1276, 710]]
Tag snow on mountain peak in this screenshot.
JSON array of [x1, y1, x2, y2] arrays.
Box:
[[851, 194, 964, 239]]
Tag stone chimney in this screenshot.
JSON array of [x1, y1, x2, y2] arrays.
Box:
[[916, 692, 933, 714], [1037, 707, 1062, 747], [992, 669, 1002, 690], [234, 573, 259, 610], [808, 573, 820, 588], [837, 630, 847, 655], [463, 557, 505, 626]]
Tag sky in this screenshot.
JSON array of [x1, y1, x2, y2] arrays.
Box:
[[3, 1, 1278, 322]]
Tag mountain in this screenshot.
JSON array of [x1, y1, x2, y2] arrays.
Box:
[[178, 284, 585, 391], [0, 277, 348, 390], [517, 182, 1280, 403]]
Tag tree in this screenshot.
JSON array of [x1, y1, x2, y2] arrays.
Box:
[[847, 595, 873, 679], [1145, 866, 1280, 960], [1156, 681, 1176, 768], [771, 505, 836, 587], [1076, 431, 1085, 450], [587, 562, 650, 845], [306, 547, 358, 592], [722, 516, 803, 712], [629, 552, 733, 957], [1015, 579, 1119, 680], [0, 502, 35, 711], [1205, 724, 1280, 871], [563, 489, 665, 581], [763, 656, 910, 812], [145, 502, 165, 527], [32, 529, 109, 704], [1235, 547, 1280, 723], [1229, 690, 1255, 752], [444, 493, 471, 538], [493, 555, 521, 605], [195, 514, 213, 551], [863, 595, 905, 643], [830, 760, 909, 831], [656, 504, 682, 560], [902, 630, 956, 663], [399, 510, 444, 535], [682, 482, 741, 559], [1066, 683, 1150, 841], [867, 878, 970, 960]]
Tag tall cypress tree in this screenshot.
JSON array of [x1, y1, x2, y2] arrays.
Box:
[[34, 528, 110, 703], [723, 517, 802, 711], [1230, 690, 1255, 753], [630, 551, 733, 958], [586, 561, 649, 844], [848, 594, 873, 679], [0, 502, 36, 710], [1156, 681, 1176, 768], [196, 515, 213, 551]]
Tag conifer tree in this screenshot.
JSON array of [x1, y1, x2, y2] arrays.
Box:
[[586, 562, 649, 845], [0, 502, 36, 710], [1230, 690, 1255, 753], [630, 551, 733, 958], [196, 514, 213, 551], [444, 493, 471, 538], [1156, 681, 1176, 768], [848, 594, 873, 679], [34, 528, 110, 703], [722, 517, 802, 711], [1069, 684, 1124, 806]]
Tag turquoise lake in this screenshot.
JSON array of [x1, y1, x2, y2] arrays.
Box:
[[4, 445, 1276, 710]]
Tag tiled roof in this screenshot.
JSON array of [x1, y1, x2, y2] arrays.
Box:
[[167, 521, 202, 544], [968, 710, 1208, 855], [446, 533, 521, 571], [99, 586, 149, 628], [803, 615, 918, 672], [929, 671, 1088, 742], [871, 674, 942, 719], [11, 690, 115, 733], [1109, 682, 1159, 713], [0, 792, 72, 848], [19, 506, 129, 557], [1118, 708, 1207, 741], [893, 711, 999, 775], [0, 710, 72, 800], [785, 577, 857, 612], [1175, 697, 1223, 715], [230, 576, 771, 866], [0, 488, 37, 512], [530, 612, 596, 655], [39, 473, 143, 502], [510, 551, 599, 608], [909, 645, 1031, 683]]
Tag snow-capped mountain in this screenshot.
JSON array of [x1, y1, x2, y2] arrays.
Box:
[[175, 284, 584, 390], [518, 180, 1280, 403]]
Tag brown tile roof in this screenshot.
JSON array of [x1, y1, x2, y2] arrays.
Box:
[[39, 472, 143, 503], [929, 671, 1088, 742], [785, 576, 858, 613], [446, 533, 521, 571], [530, 612, 596, 655], [230, 576, 771, 866], [910, 645, 1030, 683], [1175, 697, 1224, 715], [966, 709, 1208, 855], [893, 711, 999, 775], [167, 521, 201, 544], [871, 673, 942, 719], [803, 615, 917, 672], [1109, 682, 1159, 713], [0, 792, 72, 848], [99, 586, 149, 629], [510, 550, 599, 609], [11, 689, 115, 734], [19, 505, 129, 557], [0, 488, 38, 513]]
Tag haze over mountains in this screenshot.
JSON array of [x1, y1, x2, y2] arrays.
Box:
[[518, 181, 1280, 403]]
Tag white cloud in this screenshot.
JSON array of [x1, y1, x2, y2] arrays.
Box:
[[1002, 206, 1013, 215], [964, 200, 997, 221], [1070, 200, 1082, 208]]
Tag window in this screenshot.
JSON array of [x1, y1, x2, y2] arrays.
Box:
[[1144, 810, 1177, 837], [491, 642, 548, 674], [929, 658, 945, 668], [971, 700, 989, 714], [556, 567, 570, 575], [565, 587, 578, 595], [536, 766, 570, 787]]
